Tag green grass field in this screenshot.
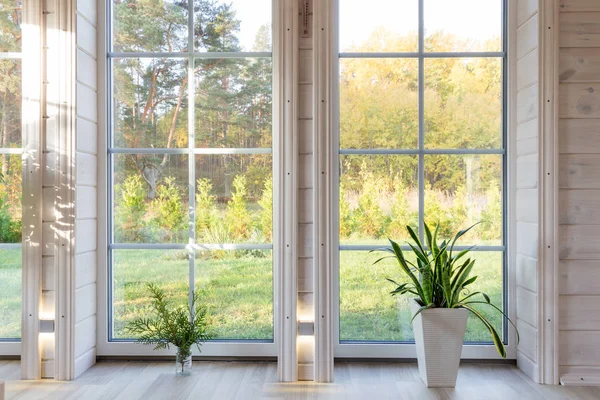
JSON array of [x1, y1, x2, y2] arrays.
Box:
[[0, 248, 503, 343]]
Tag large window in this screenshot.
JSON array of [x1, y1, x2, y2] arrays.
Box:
[[108, 0, 273, 342], [337, 0, 507, 345], [0, 0, 22, 341]]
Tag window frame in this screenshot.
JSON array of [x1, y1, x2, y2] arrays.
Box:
[[97, 0, 279, 357], [332, 0, 517, 359]]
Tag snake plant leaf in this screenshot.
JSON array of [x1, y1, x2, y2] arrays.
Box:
[[461, 304, 506, 358], [449, 222, 481, 256], [482, 293, 491, 304], [410, 303, 436, 325], [406, 225, 427, 255], [389, 239, 425, 301], [373, 255, 395, 265], [424, 222, 434, 253], [461, 300, 520, 345]]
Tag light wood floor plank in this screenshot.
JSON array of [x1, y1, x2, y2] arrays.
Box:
[[3, 361, 600, 400]]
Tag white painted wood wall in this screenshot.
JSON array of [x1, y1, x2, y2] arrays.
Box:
[[297, 1, 316, 381], [515, 0, 542, 382], [73, 0, 98, 379], [558, 0, 600, 384]]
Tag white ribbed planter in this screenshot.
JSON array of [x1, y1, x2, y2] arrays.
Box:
[[410, 299, 468, 388]]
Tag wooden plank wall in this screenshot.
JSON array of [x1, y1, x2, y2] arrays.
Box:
[[297, 1, 315, 381], [515, 0, 541, 382], [558, 0, 600, 381], [73, 0, 98, 379]]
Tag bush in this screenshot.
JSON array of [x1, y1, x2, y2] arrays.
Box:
[[257, 176, 273, 242], [355, 169, 387, 239], [151, 176, 186, 241], [115, 175, 147, 242], [386, 180, 413, 241], [481, 187, 502, 241], [0, 197, 20, 243], [339, 182, 354, 239], [195, 178, 218, 242], [225, 175, 252, 241]]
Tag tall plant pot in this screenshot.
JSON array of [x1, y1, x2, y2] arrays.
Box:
[[410, 299, 468, 388]]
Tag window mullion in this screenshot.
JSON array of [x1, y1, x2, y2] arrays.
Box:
[[418, 0, 425, 243], [187, 0, 195, 311]]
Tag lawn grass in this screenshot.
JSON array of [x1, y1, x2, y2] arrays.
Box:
[[0, 248, 504, 343]]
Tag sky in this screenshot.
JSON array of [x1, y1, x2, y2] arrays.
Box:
[[224, 0, 502, 52]]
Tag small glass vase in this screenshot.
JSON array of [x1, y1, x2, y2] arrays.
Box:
[[175, 347, 192, 376]]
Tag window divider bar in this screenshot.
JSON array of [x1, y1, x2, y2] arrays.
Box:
[[0, 52, 22, 59], [108, 51, 272, 59], [187, 0, 196, 311], [340, 245, 506, 252], [108, 148, 272, 155], [418, 0, 425, 243], [339, 51, 505, 59], [109, 243, 273, 250], [339, 149, 505, 155], [0, 148, 24, 154]]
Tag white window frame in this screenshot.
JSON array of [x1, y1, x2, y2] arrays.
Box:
[[0, 0, 42, 358], [331, 0, 518, 360], [97, 0, 282, 358]]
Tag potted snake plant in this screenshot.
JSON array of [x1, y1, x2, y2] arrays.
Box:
[[376, 222, 518, 388]]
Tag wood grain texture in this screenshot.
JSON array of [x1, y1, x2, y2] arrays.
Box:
[[560, 12, 600, 48], [560, 331, 600, 366], [559, 154, 600, 189], [517, 83, 539, 123], [3, 361, 600, 399], [559, 295, 600, 330], [518, 0, 538, 27], [559, 189, 600, 224], [559, 83, 600, 118], [560, 48, 600, 83], [559, 224, 600, 260], [517, 48, 539, 91], [559, 118, 600, 153], [560, 0, 600, 13], [517, 14, 539, 59], [560, 260, 600, 294]]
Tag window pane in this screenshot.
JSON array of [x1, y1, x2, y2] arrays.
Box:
[[340, 59, 418, 150], [424, 155, 503, 245], [0, 1, 21, 52], [195, 154, 271, 244], [0, 59, 21, 148], [425, 0, 502, 52], [339, 0, 418, 53], [424, 58, 502, 149], [112, 249, 189, 339], [0, 248, 21, 339], [194, 0, 272, 52], [113, 154, 189, 243], [340, 155, 418, 246], [0, 154, 21, 243], [195, 57, 272, 148], [340, 250, 502, 342], [464, 252, 503, 342], [195, 250, 273, 340], [112, 0, 188, 53], [113, 58, 188, 148]]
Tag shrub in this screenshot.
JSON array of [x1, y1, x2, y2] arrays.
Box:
[[339, 182, 354, 239], [151, 177, 186, 241], [481, 187, 502, 241], [225, 175, 252, 241], [257, 176, 273, 242], [115, 175, 147, 242], [195, 178, 218, 242], [355, 169, 387, 239], [386, 180, 413, 241], [424, 186, 453, 238], [0, 197, 20, 243]]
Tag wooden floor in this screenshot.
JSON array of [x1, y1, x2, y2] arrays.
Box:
[[2, 360, 600, 399]]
